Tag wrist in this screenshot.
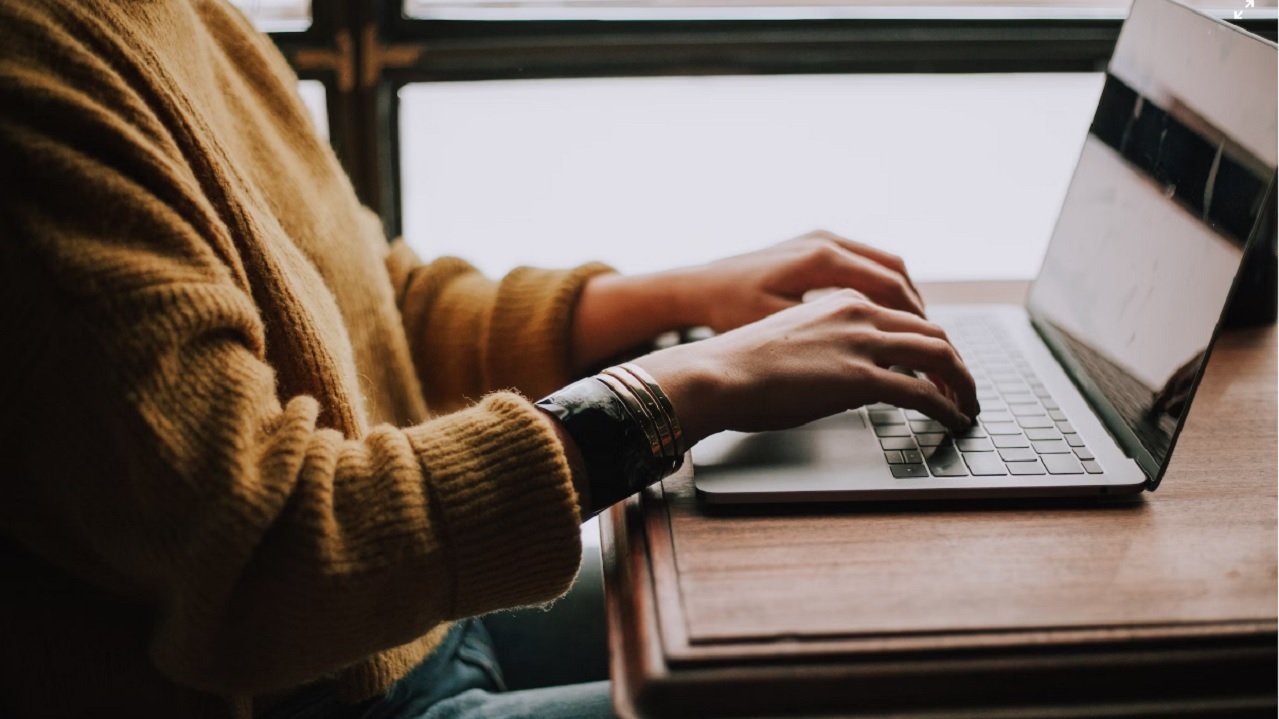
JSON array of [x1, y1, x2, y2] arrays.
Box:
[[594, 268, 706, 330], [572, 269, 707, 373], [647, 265, 708, 330], [630, 343, 727, 448], [536, 374, 684, 518]]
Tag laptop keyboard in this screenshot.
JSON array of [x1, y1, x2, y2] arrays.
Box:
[[870, 317, 1103, 479]]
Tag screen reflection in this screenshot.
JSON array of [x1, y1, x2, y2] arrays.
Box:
[[1027, 0, 1275, 476]]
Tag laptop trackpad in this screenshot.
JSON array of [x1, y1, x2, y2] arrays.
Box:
[[693, 411, 892, 491]]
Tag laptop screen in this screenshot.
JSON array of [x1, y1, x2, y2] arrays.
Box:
[[1025, 0, 1276, 485]]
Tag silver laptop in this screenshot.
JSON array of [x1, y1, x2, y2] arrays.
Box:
[[694, 0, 1277, 504]]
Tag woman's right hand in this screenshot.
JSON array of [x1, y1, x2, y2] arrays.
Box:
[[631, 289, 980, 448]]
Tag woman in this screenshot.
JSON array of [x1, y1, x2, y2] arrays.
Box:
[[0, 1, 977, 717]]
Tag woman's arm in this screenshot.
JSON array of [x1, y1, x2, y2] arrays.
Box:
[[386, 240, 614, 409]]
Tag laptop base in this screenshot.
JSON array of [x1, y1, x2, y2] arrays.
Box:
[[693, 305, 1148, 505]]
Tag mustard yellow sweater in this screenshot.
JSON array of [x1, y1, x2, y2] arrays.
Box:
[[0, 1, 612, 715]]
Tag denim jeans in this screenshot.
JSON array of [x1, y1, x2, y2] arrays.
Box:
[[264, 546, 614, 719]]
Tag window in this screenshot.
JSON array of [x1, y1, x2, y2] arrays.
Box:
[[400, 73, 1103, 281], [405, 0, 1274, 21], [229, 0, 312, 31], [297, 80, 330, 140], [252, 0, 1276, 262]]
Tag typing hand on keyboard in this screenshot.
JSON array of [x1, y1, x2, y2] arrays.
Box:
[[631, 289, 980, 448], [872, 318, 1101, 479]]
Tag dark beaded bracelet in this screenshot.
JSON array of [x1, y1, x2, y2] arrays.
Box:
[[535, 376, 680, 518]]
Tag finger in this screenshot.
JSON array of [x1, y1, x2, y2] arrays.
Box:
[[871, 334, 980, 418], [862, 304, 950, 343], [810, 231, 923, 303], [816, 232, 921, 297], [865, 367, 971, 432], [927, 372, 957, 406], [812, 249, 926, 317], [859, 307, 977, 414]]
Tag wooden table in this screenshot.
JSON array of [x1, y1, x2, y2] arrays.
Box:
[[601, 281, 1277, 718]]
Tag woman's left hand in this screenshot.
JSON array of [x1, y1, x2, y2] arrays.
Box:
[[571, 230, 925, 372]]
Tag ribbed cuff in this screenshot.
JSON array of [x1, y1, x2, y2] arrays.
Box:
[[486, 262, 615, 398], [332, 623, 451, 702], [404, 392, 583, 616]]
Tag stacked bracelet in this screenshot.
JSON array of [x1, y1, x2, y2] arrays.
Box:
[[535, 364, 686, 517]]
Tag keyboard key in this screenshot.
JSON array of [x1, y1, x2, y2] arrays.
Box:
[[1081, 460, 1104, 474], [956, 425, 987, 439], [880, 437, 917, 451], [869, 410, 904, 425], [875, 425, 912, 437], [901, 449, 924, 464], [979, 400, 1008, 412], [1004, 393, 1037, 404], [1056, 421, 1076, 434], [890, 464, 930, 478], [992, 434, 1031, 448], [868, 403, 897, 411], [883, 450, 905, 464], [1032, 440, 1072, 454], [1025, 427, 1061, 441], [1042, 454, 1084, 474], [963, 452, 1008, 476], [1064, 433, 1086, 447], [910, 420, 946, 434], [915, 433, 948, 446], [924, 446, 969, 476], [983, 422, 1022, 435], [1074, 447, 1095, 461], [903, 410, 931, 421], [1032, 386, 1053, 399], [1010, 404, 1045, 416], [1048, 409, 1068, 421], [1008, 460, 1047, 475], [996, 381, 1029, 393], [998, 447, 1038, 462], [976, 410, 1012, 422], [957, 438, 993, 452], [977, 389, 1001, 401], [1017, 416, 1055, 429], [1041, 398, 1060, 410]]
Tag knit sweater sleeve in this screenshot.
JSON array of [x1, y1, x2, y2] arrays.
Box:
[[0, 4, 583, 696], [384, 239, 613, 412]]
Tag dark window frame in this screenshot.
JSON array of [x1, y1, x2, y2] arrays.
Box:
[[270, 0, 1277, 240]]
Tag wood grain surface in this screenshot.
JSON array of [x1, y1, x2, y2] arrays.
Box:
[[602, 281, 1277, 718]]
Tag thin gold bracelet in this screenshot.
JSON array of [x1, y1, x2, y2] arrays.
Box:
[[600, 367, 677, 461], [594, 372, 664, 459], [619, 362, 685, 456]]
